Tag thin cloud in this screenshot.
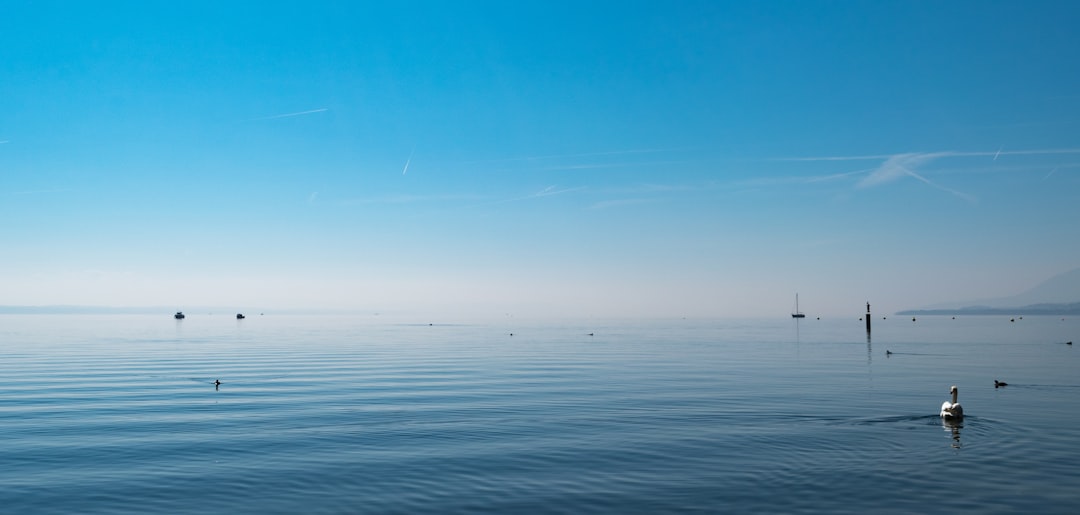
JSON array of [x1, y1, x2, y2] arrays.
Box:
[[738, 168, 875, 188], [778, 148, 1080, 162], [858, 153, 974, 202], [252, 108, 329, 121], [5, 188, 73, 196], [474, 184, 587, 208], [539, 160, 690, 171], [0, 140, 9, 144], [768, 147, 1080, 202], [402, 147, 414, 175], [340, 193, 485, 205], [771, 153, 898, 162], [308, 192, 319, 203], [462, 148, 681, 165], [805, 169, 874, 183], [1042, 168, 1058, 182], [589, 198, 661, 210], [619, 182, 698, 193], [532, 185, 585, 198]]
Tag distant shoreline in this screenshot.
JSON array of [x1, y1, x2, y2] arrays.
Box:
[[897, 302, 1080, 316], [0, 306, 347, 315]]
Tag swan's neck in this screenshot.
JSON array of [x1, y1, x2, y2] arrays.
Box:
[[951, 389, 958, 405]]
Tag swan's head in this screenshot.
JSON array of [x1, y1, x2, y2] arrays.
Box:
[[950, 385, 958, 395]]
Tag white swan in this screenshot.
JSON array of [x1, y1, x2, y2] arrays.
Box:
[[940, 385, 964, 420]]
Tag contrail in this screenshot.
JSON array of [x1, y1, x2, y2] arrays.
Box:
[[253, 108, 329, 121], [1042, 168, 1058, 182], [402, 147, 414, 175], [779, 148, 1080, 162], [994, 146, 1002, 160], [5, 188, 72, 196], [461, 148, 681, 165], [858, 153, 974, 202]]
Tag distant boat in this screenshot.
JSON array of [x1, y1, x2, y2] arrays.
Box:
[[174, 311, 185, 320], [791, 294, 806, 318]]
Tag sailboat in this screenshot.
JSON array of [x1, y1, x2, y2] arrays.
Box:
[[791, 294, 806, 318]]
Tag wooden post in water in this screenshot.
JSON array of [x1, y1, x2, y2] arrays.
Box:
[[865, 302, 872, 335]]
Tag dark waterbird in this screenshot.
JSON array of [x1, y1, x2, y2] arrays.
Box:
[[995, 380, 1008, 388], [236, 313, 245, 319], [215, 379, 221, 390]]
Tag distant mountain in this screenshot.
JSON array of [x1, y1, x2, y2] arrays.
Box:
[[900, 267, 1080, 315]]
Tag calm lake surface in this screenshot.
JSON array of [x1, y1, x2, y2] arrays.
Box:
[[2, 314, 1078, 514]]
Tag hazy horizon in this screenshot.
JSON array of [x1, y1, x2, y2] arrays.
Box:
[[3, 2, 1079, 318]]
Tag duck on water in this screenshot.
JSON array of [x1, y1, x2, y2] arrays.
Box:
[[174, 311, 185, 319]]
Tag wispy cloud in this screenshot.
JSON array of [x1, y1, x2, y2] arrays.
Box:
[[766, 147, 1080, 202], [402, 147, 414, 175], [4, 188, 73, 196], [771, 153, 898, 162], [252, 108, 329, 121], [340, 193, 486, 205], [778, 148, 1080, 162], [857, 152, 975, 202], [589, 198, 661, 210], [538, 160, 691, 171], [462, 148, 682, 165], [617, 182, 699, 193], [0, 140, 9, 144], [308, 192, 319, 203], [470, 184, 587, 208], [532, 185, 584, 197], [737, 168, 876, 188]]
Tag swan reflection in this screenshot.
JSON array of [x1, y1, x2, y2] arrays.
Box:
[[942, 418, 962, 448]]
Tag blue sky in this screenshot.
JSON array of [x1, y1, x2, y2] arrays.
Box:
[[2, 1, 1079, 318]]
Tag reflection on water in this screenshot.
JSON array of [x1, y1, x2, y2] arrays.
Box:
[[943, 419, 963, 449], [1, 314, 1079, 514]]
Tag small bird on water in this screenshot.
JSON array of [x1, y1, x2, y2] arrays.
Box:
[[215, 379, 221, 390], [995, 380, 1008, 388]]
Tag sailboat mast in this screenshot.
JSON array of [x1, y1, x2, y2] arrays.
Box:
[[792, 293, 806, 318]]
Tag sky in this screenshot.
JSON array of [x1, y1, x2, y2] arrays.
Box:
[[2, 1, 1080, 319]]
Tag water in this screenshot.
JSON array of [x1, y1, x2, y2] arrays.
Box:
[[2, 314, 1078, 514]]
